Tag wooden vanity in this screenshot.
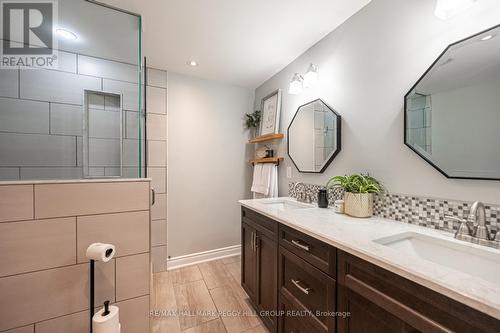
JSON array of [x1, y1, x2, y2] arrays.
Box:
[[241, 206, 500, 333]]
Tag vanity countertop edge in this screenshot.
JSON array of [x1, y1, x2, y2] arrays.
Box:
[[239, 197, 500, 321]]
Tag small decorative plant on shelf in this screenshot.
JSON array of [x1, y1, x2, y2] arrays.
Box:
[[245, 110, 261, 138], [326, 173, 383, 218]]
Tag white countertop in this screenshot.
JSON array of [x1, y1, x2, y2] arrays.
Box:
[[239, 197, 500, 320]]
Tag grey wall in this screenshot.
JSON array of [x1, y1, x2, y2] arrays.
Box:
[[254, 0, 500, 204], [167, 73, 254, 258], [0, 50, 144, 180]]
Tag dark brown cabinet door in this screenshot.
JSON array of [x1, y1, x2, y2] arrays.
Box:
[[337, 251, 500, 333], [337, 285, 419, 333], [257, 232, 278, 330], [241, 222, 257, 302]]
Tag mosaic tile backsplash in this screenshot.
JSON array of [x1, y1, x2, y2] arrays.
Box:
[[288, 182, 499, 236]]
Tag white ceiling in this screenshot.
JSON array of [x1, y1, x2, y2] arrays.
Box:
[[100, 0, 371, 88]]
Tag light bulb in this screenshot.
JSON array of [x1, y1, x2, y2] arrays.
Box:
[[434, 0, 477, 20], [481, 35, 494, 41], [56, 28, 77, 40], [289, 73, 303, 95], [303, 64, 318, 88]]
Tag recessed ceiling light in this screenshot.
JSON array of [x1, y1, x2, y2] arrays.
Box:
[[56, 28, 78, 40], [481, 35, 494, 41], [187, 60, 199, 67]]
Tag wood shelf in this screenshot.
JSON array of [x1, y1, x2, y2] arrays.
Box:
[[250, 157, 284, 165], [248, 133, 284, 144]]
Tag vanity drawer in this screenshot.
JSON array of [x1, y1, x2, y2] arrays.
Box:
[[242, 207, 277, 240], [279, 293, 322, 333], [279, 224, 336, 277], [279, 247, 336, 332]]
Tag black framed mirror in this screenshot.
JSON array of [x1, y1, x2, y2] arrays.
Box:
[[288, 99, 341, 173], [405, 24, 500, 181]]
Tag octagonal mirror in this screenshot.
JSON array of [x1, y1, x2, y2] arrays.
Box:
[[288, 99, 341, 173], [405, 25, 500, 180]]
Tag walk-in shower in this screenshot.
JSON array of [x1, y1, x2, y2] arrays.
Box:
[[0, 0, 145, 180]]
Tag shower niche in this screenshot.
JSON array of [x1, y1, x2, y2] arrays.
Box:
[[83, 90, 123, 178]]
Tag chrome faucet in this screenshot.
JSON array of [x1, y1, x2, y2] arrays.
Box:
[[467, 201, 492, 241], [446, 201, 498, 248], [293, 182, 311, 203]]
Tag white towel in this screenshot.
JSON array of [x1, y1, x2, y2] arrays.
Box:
[[251, 164, 278, 198], [268, 165, 278, 198]]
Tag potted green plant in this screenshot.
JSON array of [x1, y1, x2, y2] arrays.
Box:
[[245, 110, 261, 138], [326, 174, 383, 218]]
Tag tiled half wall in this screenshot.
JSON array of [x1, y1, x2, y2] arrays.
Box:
[[146, 68, 168, 273], [289, 182, 499, 235], [0, 179, 151, 333]]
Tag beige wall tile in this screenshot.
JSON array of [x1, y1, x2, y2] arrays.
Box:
[[0, 217, 76, 277], [77, 210, 150, 263], [0, 185, 33, 222], [151, 219, 167, 246], [0, 262, 113, 331], [148, 167, 166, 194], [151, 246, 167, 273], [35, 310, 88, 333], [117, 296, 150, 333], [94, 260, 116, 307], [148, 141, 166, 167], [151, 193, 166, 220], [116, 253, 150, 301], [2, 325, 34, 333], [34, 182, 149, 219], [147, 114, 167, 141]]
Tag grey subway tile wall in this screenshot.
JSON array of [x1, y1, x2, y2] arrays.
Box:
[[0, 69, 19, 98], [0, 50, 146, 180], [0, 98, 50, 134], [146, 68, 168, 272]]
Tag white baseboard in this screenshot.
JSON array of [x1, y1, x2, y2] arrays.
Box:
[[166, 245, 241, 270]]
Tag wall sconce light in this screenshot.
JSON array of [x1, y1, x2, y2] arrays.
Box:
[[303, 63, 318, 88], [288, 63, 318, 94], [434, 0, 477, 20], [289, 73, 304, 95]]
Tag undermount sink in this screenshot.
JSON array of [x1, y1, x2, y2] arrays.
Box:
[[374, 232, 500, 284], [260, 199, 313, 211]]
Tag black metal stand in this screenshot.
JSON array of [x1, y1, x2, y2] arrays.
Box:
[[90, 259, 95, 333]]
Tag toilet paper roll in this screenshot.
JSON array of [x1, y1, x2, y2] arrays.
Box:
[[93, 305, 121, 333], [86, 243, 115, 262]]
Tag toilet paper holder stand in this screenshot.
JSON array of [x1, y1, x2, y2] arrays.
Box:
[[86, 243, 116, 333]]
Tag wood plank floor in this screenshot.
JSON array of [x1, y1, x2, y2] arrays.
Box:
[[152, 255, 269, 333]]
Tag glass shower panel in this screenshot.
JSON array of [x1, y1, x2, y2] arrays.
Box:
[[0, 0, 144, 180]]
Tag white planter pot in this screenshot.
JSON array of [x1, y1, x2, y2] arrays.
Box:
[[344, 192, 374, 218]]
